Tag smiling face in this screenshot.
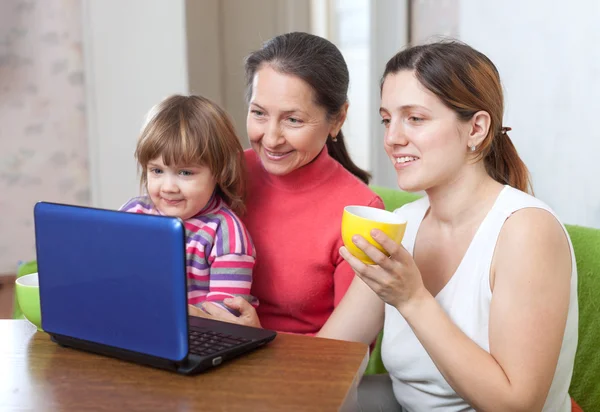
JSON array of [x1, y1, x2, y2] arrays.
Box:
[[246, 65, 343, 176], [380, 70, 474, 192], [146, 156, 216, 220]]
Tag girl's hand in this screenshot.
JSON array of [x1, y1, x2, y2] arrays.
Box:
[[339, 229, 430, 313], [198, 297, 263, 329]]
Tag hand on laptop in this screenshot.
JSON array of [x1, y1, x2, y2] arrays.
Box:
[[189, 298, 262, 329], [188, 304, 212, 319]]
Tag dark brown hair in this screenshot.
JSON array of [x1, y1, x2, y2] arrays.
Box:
[[244, 31, 371, 184], [135, 95, 247, 214], [382, 41, 533, 194]]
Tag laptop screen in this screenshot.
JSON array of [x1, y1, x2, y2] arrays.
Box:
[[34, 202, 189, 361]]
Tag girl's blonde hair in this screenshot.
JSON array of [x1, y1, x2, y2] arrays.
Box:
[[135, 95, 247, 214]]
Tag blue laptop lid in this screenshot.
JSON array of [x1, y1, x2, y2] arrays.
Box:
[[34, 202, 189, 361]]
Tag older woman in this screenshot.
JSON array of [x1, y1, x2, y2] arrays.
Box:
[[193, 32, 383, 335], [319, 41, 578, 412]]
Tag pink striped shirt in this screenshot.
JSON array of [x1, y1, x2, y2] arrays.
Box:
[[120, 193, 257, 313]]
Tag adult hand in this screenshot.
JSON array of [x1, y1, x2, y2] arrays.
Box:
[[339, 229, 430, 313], [188, 304, 212, 318], [199, 297, 263, 329]]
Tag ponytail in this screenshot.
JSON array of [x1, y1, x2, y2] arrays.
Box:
[[326, 131, 371, 184], [484, 129, 533, 194]]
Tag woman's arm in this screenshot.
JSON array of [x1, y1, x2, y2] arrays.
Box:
[[318, 194, 386, 342], [317, 275, 384, 344], [345, 208, 572, 412], [196, 259, 386, 336], [416, 208, 572, 411], [200, 194, 387, 334]]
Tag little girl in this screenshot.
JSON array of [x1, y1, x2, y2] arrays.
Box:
[[120, 94, 257, 314]]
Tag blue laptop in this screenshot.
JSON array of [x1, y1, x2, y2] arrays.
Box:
[[33, 201, 276, 375]]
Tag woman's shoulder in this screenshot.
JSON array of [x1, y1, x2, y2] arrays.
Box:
[[493, 186, 574, 283], [495, 186, 570, 243], [498, 186, 553, 213], [492, 194, 574, 304], [499, 187, 569, 246], [330, 167, 385, 208]]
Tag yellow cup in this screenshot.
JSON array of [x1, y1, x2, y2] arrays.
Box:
[[341, 206, 407, 265], [15, 273, 43, 331]]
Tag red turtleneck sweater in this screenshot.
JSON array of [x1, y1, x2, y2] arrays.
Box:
[[242, 148, 384, 334]]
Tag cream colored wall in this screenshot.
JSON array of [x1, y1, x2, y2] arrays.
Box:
[[410, 0, 458, 44], [0, 0, 88, 274], [186, 0, 223, 106], [83, 0, 189, 210], [460, 0, 600, 227], [186, 0, 311, 149]]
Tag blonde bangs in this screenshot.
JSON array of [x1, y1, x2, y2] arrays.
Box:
[[137, 113, 210, 168]]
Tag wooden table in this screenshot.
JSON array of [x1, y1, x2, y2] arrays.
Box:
[[0, 320, 368, 411]]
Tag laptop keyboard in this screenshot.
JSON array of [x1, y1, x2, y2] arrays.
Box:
[[189, 329, 252, 356]]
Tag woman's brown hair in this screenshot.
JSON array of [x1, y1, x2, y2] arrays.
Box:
[[382, 41, 533, 194], [135, 94, 247, 214], [244, 32, 371, 184]]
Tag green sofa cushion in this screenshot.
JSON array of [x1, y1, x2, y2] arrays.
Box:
[[371, 186, 422, 212], [370, 185, 600, 411], [566, 225, 600, 410]]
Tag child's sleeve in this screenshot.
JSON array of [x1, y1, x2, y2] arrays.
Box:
[[206, 213, 258, 315], [119, 196, 153, 213]]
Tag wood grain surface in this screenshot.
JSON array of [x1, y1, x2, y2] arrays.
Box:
[[0, 320, 368, 411]]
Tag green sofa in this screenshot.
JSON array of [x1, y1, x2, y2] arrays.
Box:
[[369, 186, 600, 411], [14, 186, 598, 409]]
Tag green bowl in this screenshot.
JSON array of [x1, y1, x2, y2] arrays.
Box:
[[15, 273, 43, 331]]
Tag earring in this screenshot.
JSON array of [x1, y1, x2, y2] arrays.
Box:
[[469, 145, 476, 152], [331, 134, 338, 143]]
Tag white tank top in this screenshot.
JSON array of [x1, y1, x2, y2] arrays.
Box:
[[381, 186, 578, 412]]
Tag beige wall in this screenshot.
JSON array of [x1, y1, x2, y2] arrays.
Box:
[[186, 0, 223, 105], [83, 0, 189, 210], [0, 0, 88, 274], [411, 0, 459, 44], [186, 0, 311, 148]]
